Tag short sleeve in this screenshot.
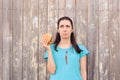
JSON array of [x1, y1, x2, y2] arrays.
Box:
[[78, 44, 89, 59], [43, 44, 54, 61], [44, 50, 48, 61]]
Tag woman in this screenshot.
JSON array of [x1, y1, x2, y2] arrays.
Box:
[[42, 16, 89, 80]]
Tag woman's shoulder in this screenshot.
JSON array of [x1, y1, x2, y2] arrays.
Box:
[[77, 43, 87, 50], [77, 43, 89, 52], [50, 43, 55, 48], [77, 43, 84, 47]]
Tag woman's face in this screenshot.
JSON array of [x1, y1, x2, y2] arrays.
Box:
[[57, 20, 73, 39]]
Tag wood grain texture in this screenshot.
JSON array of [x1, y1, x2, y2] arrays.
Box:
[[98, 0, 110, 80], [0, 0, 3, 79], [22, 0, 31, 80], [65, 0, 75, 17], [108, 0, 119, 80], [119, 0, 120, 79], [28, 0, 38, 80], [22, 0, 39, 79], [87, 0, 99, 80], [0, 0, 2, 9], [39, 0, 48, 80], [2, 0, 12, 80], [12, 0, 23, 80], [58, 0, 65, 17], [75, 0, 88, 45]]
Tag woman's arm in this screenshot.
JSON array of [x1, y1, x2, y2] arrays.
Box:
[[41, 36, 56, 74], [80, 56, 87, 80], [47, 46, 56, 74]]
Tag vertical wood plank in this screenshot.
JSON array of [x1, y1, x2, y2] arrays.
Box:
[[0, 0, 3, 80], [108, 0, 119, 80], [118, 0, 120, 79], [28, 0, 39, 80], [58, 0, 65, 17], [98, 0, 109, 80], [76, 0, 88, 45], [12, 0, 23, 80], [2, 0, 12, 80], [65, 0, 75, 17], [23, 0, 39, 80], [9, 1, 13, 79], [0, 17, 3, 80], [2, 0, 12, 9], [87, 0, 99, 80], [75, 0, 82, 43], [54, 0, 59, 39], [48, 0, 56, 35], [39, 0, 48, 80], [22, 0, 31, 80], [0, 0, 2, 9]]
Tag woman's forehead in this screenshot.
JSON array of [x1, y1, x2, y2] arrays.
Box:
[[59, 20, 71, 25]]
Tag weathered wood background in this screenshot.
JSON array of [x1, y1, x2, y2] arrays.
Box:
[[0, 0, 120, 80]]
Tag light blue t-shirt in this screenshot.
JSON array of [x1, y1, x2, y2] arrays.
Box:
[[44, 44, 89, 80]]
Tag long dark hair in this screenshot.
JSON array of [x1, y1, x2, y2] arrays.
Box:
[[53, 16, 82, 53]]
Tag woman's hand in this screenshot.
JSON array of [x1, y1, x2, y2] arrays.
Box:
[[41, 33, 52, 50]]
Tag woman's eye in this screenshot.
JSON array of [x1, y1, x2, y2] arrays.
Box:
[[66, 25, 70, 28], [59, 25, 64, 28]]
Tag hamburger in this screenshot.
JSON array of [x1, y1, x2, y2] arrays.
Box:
[[42, 33, 52, 45]]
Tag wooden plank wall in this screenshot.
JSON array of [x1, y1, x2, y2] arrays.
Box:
[[0, 0, 120, 80]]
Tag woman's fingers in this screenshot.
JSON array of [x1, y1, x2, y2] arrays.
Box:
[[42, 33, 52, 45], [41, 33, 52, 50], [41, 35, 49, 49], [43, 36, 48, 45]]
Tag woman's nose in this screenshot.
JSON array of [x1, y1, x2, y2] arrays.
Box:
[[63, 27, 67, 31]]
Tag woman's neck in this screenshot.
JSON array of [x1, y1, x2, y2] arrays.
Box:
[[58, 38, 71, 48]]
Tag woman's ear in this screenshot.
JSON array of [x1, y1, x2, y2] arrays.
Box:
[[71, 29, 73, 33], [57, 29, 59, 33]]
